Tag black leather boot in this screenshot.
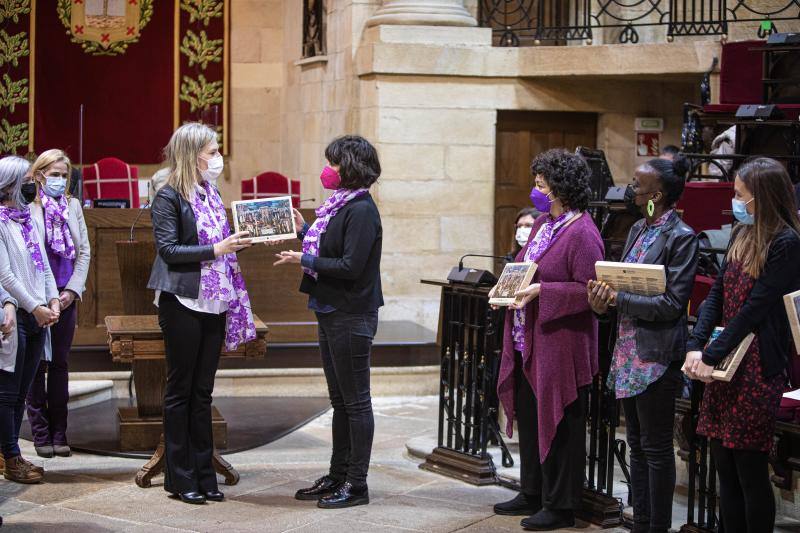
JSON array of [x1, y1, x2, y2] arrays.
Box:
[[317, 482, 369, 509], [170, 492, 206, 505], [521, 508, 575, 531], [203, 490, 225, 502], [295, 475, 342, 500], [493, 492, 542, 516]]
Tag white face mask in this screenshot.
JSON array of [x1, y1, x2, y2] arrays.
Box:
[[516, 226, 532, 247], [199, 154, 224, 184], [43, 176, 68, 198]]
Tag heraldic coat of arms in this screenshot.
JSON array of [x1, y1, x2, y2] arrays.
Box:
[[57, 0, 154, 55]]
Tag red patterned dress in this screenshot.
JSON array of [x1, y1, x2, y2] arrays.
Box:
[[697, 261, 786, 452]]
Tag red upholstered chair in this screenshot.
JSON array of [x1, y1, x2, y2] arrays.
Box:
[[241, 171, 301, 208], [82, 157, 140, 208], [689, 275, 715, 319], [676, 182, 734, 233]]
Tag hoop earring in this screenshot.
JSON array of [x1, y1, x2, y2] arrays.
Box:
[[647, 199, 655, 217]]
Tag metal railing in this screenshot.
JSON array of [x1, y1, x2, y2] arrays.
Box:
[[478, 0, 800, 45]]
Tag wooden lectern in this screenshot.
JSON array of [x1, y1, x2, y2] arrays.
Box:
[[110, 240, 268, 488]]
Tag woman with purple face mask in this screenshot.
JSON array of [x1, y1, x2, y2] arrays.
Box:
[[274, 135, 383, 510], [490, 149, 604, 531]]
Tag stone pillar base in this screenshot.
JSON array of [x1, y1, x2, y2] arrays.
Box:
[[367, 0, 477, 28]]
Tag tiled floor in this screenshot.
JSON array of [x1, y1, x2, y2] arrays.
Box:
[[2, 396, 799, 532], [0, 396, 619, 532]]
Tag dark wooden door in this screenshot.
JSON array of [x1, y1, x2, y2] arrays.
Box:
[[494, 111, 597, 264]]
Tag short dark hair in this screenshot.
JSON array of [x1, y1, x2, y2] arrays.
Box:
[[644, 155, 690, 206], [515, 206, 541, 223], [661, 144, 680, 156], [530, 149, 591, 212], [324, 135, 381, 190]]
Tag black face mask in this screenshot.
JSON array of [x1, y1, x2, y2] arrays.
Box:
[[20, 182, 37, 205], [623, 184, 643, 217]]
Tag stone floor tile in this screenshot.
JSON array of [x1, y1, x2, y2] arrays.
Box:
[[345, 494, 494, 533], [402, 479, 516, 509], [2, 505, 190, 532], [289, 516, 424, 532], [0, 472, 125, 505]]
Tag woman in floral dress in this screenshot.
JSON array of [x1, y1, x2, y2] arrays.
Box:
[[685, 157, 800, 532]]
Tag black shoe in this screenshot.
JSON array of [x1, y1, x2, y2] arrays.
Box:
[[170, 492, 206, 505], [317, 482, 369, 509], [521, 509, 575, 531], [295, 475, 342, 501], [204, 490, 225, 502], [493, 492, 542, 516]]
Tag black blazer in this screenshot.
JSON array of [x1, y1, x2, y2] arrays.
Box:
[[687, 228, 800, 377], [146, 185, 216, 298], [613, 212, 699, 364], [299, 193, 383, 313]]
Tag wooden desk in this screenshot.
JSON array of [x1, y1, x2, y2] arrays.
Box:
[[79, 208, 316, 347]]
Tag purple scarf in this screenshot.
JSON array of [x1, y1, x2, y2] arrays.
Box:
[[301, 188, 369, 279], [0, 205, 45, 273], [190, 182, 257, 351], [39, 190, 76, 260], [512, 210, 577, 351]]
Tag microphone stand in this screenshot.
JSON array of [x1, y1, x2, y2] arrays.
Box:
[[129, 183, 152, 241]]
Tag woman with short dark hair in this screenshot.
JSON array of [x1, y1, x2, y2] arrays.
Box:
[[589, 156, 698, 533], [492, 149, 604, 531], [685, 157, 800, 532], [275, 135, 383, 509]]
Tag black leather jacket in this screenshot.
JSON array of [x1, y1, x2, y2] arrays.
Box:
[[614, 212, 699, 365], [146, 185, 216, 298]]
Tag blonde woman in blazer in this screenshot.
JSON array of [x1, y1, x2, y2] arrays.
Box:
[[26, 149, 90, 458]]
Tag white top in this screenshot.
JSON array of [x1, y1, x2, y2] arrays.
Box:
[[154, 186, 227, 315]]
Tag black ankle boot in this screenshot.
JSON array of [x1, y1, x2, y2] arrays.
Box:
[[317, 481, 369, 509], [493, 492, 542, 516], [521, 508, 575, 531], [170, 491, 206, 505], [295, 475, 342, 501]]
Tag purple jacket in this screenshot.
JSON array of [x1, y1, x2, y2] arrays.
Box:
[[497, 212, 604, 462]]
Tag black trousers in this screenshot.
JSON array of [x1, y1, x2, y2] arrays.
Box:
[[515, 352, 588, 511], [316, 309, 378, 488], [159, 292, 225, 494], [621, 363, 682, 533], [710, 439, 775, 533]]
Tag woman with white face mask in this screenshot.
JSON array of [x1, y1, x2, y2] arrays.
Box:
[[26, 149, 91, 459], [503, 207, 541, 265], [147, 123, 254, 505]]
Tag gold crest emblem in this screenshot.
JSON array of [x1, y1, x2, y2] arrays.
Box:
[[57, 0, 153, 56]]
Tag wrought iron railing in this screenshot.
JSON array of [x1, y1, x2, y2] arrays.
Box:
[[479, 0, 800, 45], [302, 0, 325, 58]]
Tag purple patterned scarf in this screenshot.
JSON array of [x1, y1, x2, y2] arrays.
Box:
[[0, 205, 45, 273], [512, 210, 578, 351], [301, 188, 369, 279], [39, 190, 76, 260], [190, 181, 257, 351]]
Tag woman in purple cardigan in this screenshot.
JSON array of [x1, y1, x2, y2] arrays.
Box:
[[492, 149, 604, 531]]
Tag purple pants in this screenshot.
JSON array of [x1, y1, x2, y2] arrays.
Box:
[[26, 302, 77, 447]]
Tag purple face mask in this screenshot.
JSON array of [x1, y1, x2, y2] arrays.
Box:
[[530, 188, 553, 213]]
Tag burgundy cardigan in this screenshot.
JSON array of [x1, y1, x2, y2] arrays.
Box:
[[497, 212, 604, 462]]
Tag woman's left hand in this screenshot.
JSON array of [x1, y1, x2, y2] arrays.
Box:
[[510, 283, 541, 310], [691, 359, 715, 383], [273, 251, 303, 266], [58, 290, 76, 310]]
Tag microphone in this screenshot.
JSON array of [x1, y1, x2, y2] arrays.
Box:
[[299, 197, 317, 204], [458, 253, 508, 271], [129, 182, 152, 242], [129, 201, 151, 241], [447, 253, 505, 285]]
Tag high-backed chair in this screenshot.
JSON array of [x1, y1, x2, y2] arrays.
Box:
[[676, 181, 734, 233], [241, 171, 301, 208], [82, 157, 140, 208]]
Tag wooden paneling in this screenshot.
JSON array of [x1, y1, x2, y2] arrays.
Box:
[[78, 208, 317, 347], [493, 111, 598, 265]]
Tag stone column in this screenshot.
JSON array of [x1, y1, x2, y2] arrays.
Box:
[[366, 0, 477, 27]]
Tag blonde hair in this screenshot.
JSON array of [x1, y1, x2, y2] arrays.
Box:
[[164, 123, 217, 200], [30, 149, 72, 201]]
